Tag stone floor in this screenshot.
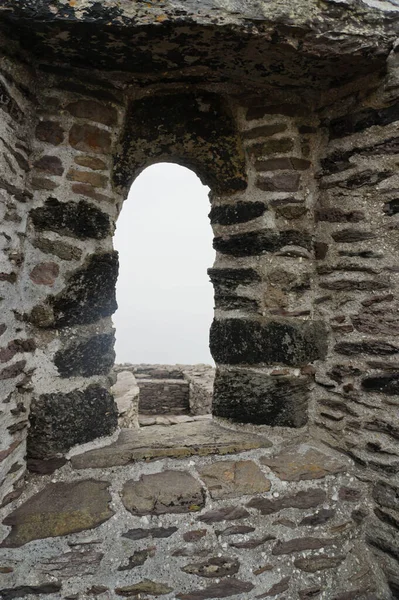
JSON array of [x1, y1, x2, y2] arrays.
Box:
[[0, 420, 388, 600]]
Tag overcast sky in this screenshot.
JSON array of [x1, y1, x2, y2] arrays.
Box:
[[112, 163, 215, 365]]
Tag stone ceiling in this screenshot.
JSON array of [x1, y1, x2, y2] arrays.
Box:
[[0, 0, 398, 90]]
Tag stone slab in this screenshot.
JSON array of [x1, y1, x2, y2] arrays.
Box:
[[198, 460, 271, 499], [1, 480, 113, 548], [71, 421, 272, 469], [260, 444, 346, 481]]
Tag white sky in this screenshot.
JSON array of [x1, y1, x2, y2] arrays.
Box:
[[112, 163, 215, 365]]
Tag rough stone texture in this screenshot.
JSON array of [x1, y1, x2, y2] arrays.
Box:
[[28, 385, 118, 459], [198, 460, 271, 499], [260, 445, 346, 481], [210, 319, 328, 366], [71, 420, 272, 469], [54, 333, 115, 378], [111, 370, 139, 429], [213, 368, 310, 427], [122, 470, 205, 515], [1, 480, 113, 547], [0, 0, 399, 596]]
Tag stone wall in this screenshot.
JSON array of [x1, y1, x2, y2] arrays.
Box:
[[115, 364, 214, 416], [0, 47, 36, 508], [0, 1, 398, 595]]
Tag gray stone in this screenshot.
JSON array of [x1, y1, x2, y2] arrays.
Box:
[[247, 488, 326, 514], [122, 470, 205, 515], [260, 445, 346, 480], [71, 421, 271, 469], [176, 578, 254, 599], [198, 460, 270, 499], [272, 537, 335, 555], [181, 556, 240, 578], [1, 480, 113, 547], [294, 554, 345, 572], [210, 319, 328, 366], [213, 368, 310, 427], [28, 384, 118, 458]]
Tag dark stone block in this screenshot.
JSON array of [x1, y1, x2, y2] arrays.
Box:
[[207, 268, 261, 287], [332, 229, 375, 243], [209, 201, 266, 225], [256, 172, 300, 192], [362, 374, 399, 395], [51, 252, 118, 327], [54, 333, 115, 377], [114, 92, 247, 195], [214, 294, 259, 312], [329, 102, 399, 139], [122, 526, 177, 540], [210, 318, 327, 366], [384, 199, 399, 216], [0, 583, 62, 599], [33, 155, 64, 176], [248, 488, 326, 514], [176, 578, 254, 600], [30, 198, 111, 240], [373, 481, 399, 511], [28, 384, 118, 458], [212, 368, 309, 427], [213, 229, 312, 257]]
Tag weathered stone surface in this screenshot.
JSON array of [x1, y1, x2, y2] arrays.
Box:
[[31, 176, 58, 191], [74, 155, 107, 170], [257, 576, 290, 598], [118, 547, 155, 571], [243, 123, 287, 138], [30, 198, 111, 240], [362, 374, 399, 395], [115, 580, 172, 597], [69, 123, 111, 154], [216, 525, 255, 537], [0, 339, 35, 363], [209, 201, 266, 225], [230, 534, 276, 549], [32, 236, 82, 261], [260, 445, 346, 481], [208, 268, 261, 287], [0, 583, 62, 599], [176, 578, 254, 599], [27, 456, 67, 474], [182, 557, 240, 578], [213, 368, 310, 427], [51, 252, 118, 327], [329, 102, 399, 139], [315, 208, 364, 223], [210, 319, 327, 366], [198, 460, 270, 499], [335, 340, 399, 356], [28, 384, 118, 458], [249, 138, 294, 157], [38, 548, 104, 577], [67, 168, 108, 188], [66, 100, 117, 126], [214, 229, 311, 257], [339, 487, 363, 502], [257, 157, 310, 171], [1, 480, 113, 547], [331, 229, 375, 243], [122, 470, 205, 515], [299, 588, 322, 599], [373, 481, 399, 511], [122, 526, 178, 541], [54, 333, 115, 377], [36, 120, 64, 145], [294, 554, 345, 572], [272, 536, 334, 555], [183, 529, 207, 542], [0, 360, 26, 380], [71, 421, 271, 469], [114, 92, 247, 195], [33, 155, 64, 176], [198, 506, 250, 523], [247, 488, 326, 515], [299, 508, 335, 526], [29, 262, 59, 285]]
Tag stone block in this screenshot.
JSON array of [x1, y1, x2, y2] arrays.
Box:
[[51, 252, 118, 327], [66, 100, 117, 126], [213, 229, 312, 257], [35, 120, 65, 145], [28, 384, 118, 458], [212, 367, 310, 427], [111, 370, 139, 428], [69, 123, 111, 154], [122, 470, 205, 515], [260, 444, 346, 480], [198, 460, 270, 499], [30, 198, 111, 240], [210, 318, 327, 366], [1, 480, 113, 547], [209, 201, 266, 225], [54, 332, 115, 377]]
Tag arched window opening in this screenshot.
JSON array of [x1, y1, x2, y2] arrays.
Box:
[[112, 163, 215, 426]]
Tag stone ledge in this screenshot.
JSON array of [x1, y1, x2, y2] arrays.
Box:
[[70, 420, 272, 469]]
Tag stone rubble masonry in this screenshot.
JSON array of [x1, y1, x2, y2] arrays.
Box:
[[0, 1, 398, 595]]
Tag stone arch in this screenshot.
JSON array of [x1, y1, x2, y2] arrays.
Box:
[[112, 91, 247, 197]]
